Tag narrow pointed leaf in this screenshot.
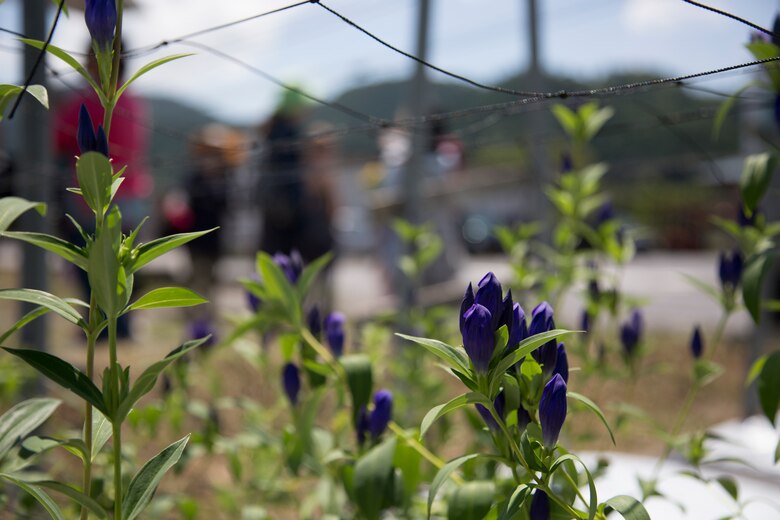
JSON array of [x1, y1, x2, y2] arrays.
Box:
[[296, 252, 333, 300], [2, 348, 107, 415], [603, 495, 651, 520], [341, 354, 373, 428], [76, 152, 113, 215], [0, 197, 45, 232], [568, 392, 615, 445], [129, 228, 216, 274], [397, 333, 470, 373], [0, 473, 64, 520], [447, 480, 494, 520], [1, 231, 87, 270], [114, 337, 209, 422], [126, 287, 207, 311], [428, 454, 480, 518], [34, 480, 108, 518], [0, 289, 85, 328], [353, 436, 396, 520], [122, 435, 190, 520], [743, 252, 776, 324], [492, 329, 575, 376], [20, 39, 102, 100], [91, 408, 112, 461], [117, 54, 193, 98], [421, 393, 491, 439], [0, 398, 60, 461], [757, 351, 780, 426]]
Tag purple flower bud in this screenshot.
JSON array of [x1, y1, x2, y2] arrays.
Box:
[[507, 302, 528, 350], [620, 309, 642, 357], [529, 302, 557, 374], [189, 318, 216, 348], [282, 362, 301, 405], [718, 250, 743, 290], [594, 201, 615, 227], [324, 312, 345, 357], [529, 490, 550, 520], [475, 272, 503, 330], [580, 310, 590, 333], [517, 406, 532, 431], [307, 306, 321, 338], [498, 289, 514, 334], [738, 203, 758, 228], [462, 304, 494, 373], [588, 279, 600, 301], [561, 153, 573, 173], [539, 373, 567, 449], [475, 392, 505, 432], [77, 104, 97, 155], [95, 126, 109, 157], [273, 250, 304, 284], [554, 343, 569, 383], [459, 283, 475, 336], [84, 0, 117, 50], [690, 325, 703, 360], [368, 389, 392, 440]]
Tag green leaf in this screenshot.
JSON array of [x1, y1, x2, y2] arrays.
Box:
[[91, 408, 112, 462], [743, 252, 776, 324], [2, 348, 107, 416], [603, 495, 651, 520], [129, 228, 216, 274], [716, 477, 738, 501], [125, 287, 207, 312], [775, 437, 780, 464], [693, 360, 723, 387], [341, 354, 373, 428], [420, 393, 491, 439], [396, 333, 470, 374], [0, 196, 45, 232], [296, 252, 333, 301], [0, 85, 49, 121], [0, 473, 64, 520], [20, 436, 87, 462], [499, 485, 531, 520], [0, 288, 86, 328], [33, 480, 108, 518], [680, 273, 722, 305], [257, 252, 297, 321], [114, 337, 209, 422], [491, 329, 575, 377], [713, 83, 757, 139], [0, 398, 60, 461], [551, 104, 580, 139], [1, 231, 87, 270], [551, 453, 598, 519], [117, 54, 193, 98], [568, 392, 615, 445], [447, 480, 494, 520], [428, 454, 480, 518], [20, 39, 103, 102], [756, 350, 780, 426], [76, 152, 113, 216], [747, 42, 780, 90], [353, 437, 396, 520], [122, 435, 190, 520], [88, 208, 124, 318], [740, 153, 776, 214]]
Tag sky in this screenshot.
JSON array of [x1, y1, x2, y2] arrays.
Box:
[[0, 0, 778, 124]]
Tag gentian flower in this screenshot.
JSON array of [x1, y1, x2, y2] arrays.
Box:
[[690, 325, 703, 360], [324, 312, 345, 357], [84, 0, 117, 50], [474, 272, 503, 330], [459, 283, 474, 335], [539, 373, 567, 449], [529, 490, 550, 520], [282, 362, 301, 405], [561, 153, 573, 173], [77, 104, 109, 157], [462, 304, 494, 373], [620, 309, 642, 357], [554, 342, 569, 383], [475, 391, 505, 432], [307, 305, 321, 338], [529, 302, 557, 375], [273, 250, 304, 284], [507, 302, 528, 350], [718, 250, 743, 291], [368, 390, 392, 441]]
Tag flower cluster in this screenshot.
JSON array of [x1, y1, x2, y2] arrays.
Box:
[[357, 389, 393, 446]]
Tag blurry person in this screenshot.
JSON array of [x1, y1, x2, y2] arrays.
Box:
[[52, 44, 152, 339], [300, 121, 336, 263], [181, 124, 233, 308]]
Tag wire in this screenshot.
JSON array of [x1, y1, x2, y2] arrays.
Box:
[[681, 0, 780, 40], [122, 0, 313, 58], [8, 0, 66, 119], [176, 40, 390, 127]]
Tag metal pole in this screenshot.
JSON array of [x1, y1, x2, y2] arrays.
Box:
[[16, 0, 50, 351], [400, 0, 431, 310]]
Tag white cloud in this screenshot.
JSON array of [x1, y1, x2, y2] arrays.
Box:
[[621, 0, 715, 33]]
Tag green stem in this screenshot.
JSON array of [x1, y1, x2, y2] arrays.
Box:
[[388, 422, 464, 485], [108, 317, 122, 519], [80, 295, 100, 520], [112, 421, 122, 520]]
